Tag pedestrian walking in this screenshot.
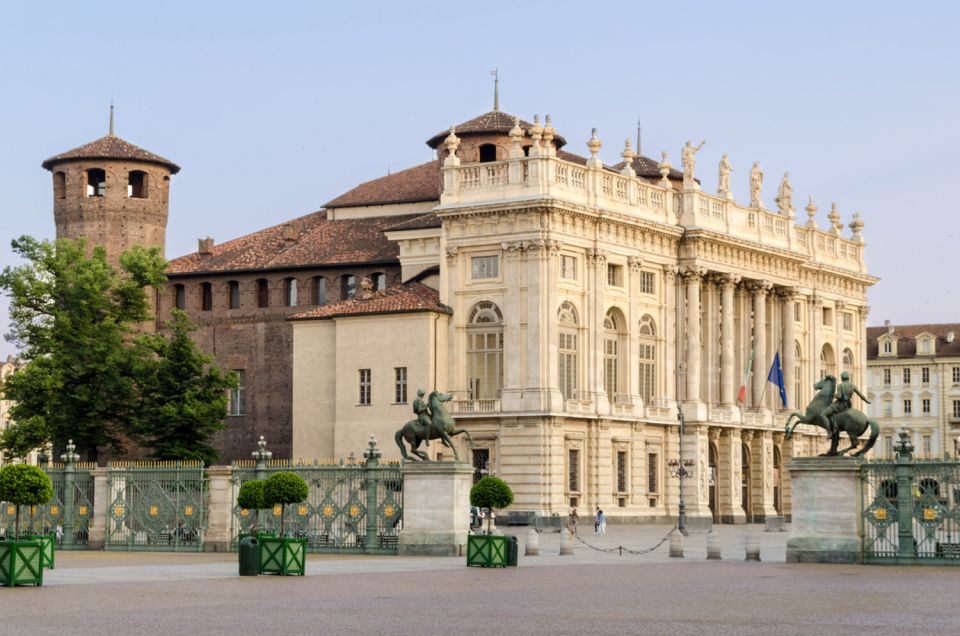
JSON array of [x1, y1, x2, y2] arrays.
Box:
[[595, 506, 601, 534], [597, 508, 606, 535], [569, 507, 579, 534]]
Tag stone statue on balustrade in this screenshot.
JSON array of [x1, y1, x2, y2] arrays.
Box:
[[775, 172, 794, 215], [395, 389, 474, 461], [717, 154, 732, 195], [681, 140, 706, 182], [749, 162, 764, 208], [784, 373, 879, 457]]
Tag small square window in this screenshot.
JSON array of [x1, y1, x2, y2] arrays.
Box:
[[561, 255, 578, 280], [471, 255, 499, 279], [822, 307, 833, 327], [607, 264, 623, 287]]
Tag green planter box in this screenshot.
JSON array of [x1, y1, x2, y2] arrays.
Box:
[[467, 534, 507, 568], [259, 537, 306, 576], [0, 540, 44, 586], [28, 535, 54, 570]]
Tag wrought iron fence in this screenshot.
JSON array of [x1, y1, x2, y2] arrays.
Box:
[[230, 438, 402, 554], [862, 431, 960, 564], [105, 461, 207, 551], [0, 460, 95, 548]]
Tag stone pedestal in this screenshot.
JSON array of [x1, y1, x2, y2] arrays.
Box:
[[786, 457, 861, 564], [398, 462, 473, 556], [204, 466, 234, 552]]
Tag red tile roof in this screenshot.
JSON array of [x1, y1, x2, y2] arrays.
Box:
[[289, 282, 451, 320], [384, 212, 440, 232], [866, 323, 960, 359], [167, 211, 421, 275], [426, 110, 567, 149], [324, 161, 440, 209], [42, 134, 181, 174]]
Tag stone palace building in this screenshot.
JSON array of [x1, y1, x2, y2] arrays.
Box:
[[38, 104, 877, 523]]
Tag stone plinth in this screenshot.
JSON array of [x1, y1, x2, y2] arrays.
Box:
[[398, 462, 473, 556], [786, 457, 861, 564]]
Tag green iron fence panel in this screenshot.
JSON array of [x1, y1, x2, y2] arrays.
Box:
[[230, 459, 403, 554], [105, 461, 207, 551], [862, 459, 960, 564], [0, 464, 95, 548]]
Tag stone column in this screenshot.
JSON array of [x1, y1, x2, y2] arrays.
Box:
[[719, 274, 740, 405], [717, 429, 745, 523], [758, 430, 779, 521], [525, 240, 544, 406], [87, 467, 109, 550], [811, 295, 823, 381], [702, 276, 718, 405], [544, 241, 564, 411], [204, 465, 234, 552], [836, 300, 846, 376], [589, 249, 609, 411], [682, 267, 705, 404], [501, 242, 524, 394], [859, 305, 870, 388], [786, 457, 862, 563], [664, 266, 679, 404], [750, 281, 772, 409], [781, 288, 798, 410], [398, 462, 474, 556], [628, 256, 643, 405]]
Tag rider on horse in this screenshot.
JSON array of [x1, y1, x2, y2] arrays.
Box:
[[818, 371, 870, 437], [413, 388, 433, 436]]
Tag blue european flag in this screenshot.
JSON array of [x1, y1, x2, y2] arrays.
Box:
[[767, 352, 788, 408]]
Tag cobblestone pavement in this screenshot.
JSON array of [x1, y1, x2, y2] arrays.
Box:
[[3, 525, 958, 635]]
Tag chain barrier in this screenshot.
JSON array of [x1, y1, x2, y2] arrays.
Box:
[[570, 524, 678, 556]]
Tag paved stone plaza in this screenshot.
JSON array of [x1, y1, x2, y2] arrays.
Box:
[[2, 525, 957, 635]]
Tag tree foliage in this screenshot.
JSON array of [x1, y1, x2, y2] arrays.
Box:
[[263, 472, 309, 536], [134, 310, 236, 464], [470, 476, 514, 510], [0, 464, 53, 536], [237, 479, 267, 511]]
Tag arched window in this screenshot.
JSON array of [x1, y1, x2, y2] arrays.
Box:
[[820, 343, 836, 378], [604, 308, 626, 401], [174, 284, 185, 310], [558, 302, 579, 400], [311, 276, 327, 306], [794, 340, 804, 408], [638, 314, 657, 405], [54, 172, 66, 200], [843, 348, 855, 370], [467, 301, 503, 401], [128, 170, 148, 199], [882, 340, 892, 354], [341, 275, 357, 300], [284, 277, 297, 307], [478, 143, 497, 163], [86, 168, 105, 197], [371, 272, 386, 291], [228, 281, 240, 309], [200, 282, 213, 311], [256, 279, 269, 308]]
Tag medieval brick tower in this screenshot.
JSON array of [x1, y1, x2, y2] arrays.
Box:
[[41, 108, 180, 261]]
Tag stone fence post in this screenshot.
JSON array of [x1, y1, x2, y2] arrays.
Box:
[[87, 467, 109, 550], [205, 465, 234, 552]]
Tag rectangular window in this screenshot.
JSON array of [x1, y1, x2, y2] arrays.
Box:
[[175, 285, 185, 310], [954, 400, 960, 419], [883, 400, 892, 417], [284, 278, 297, 307], [227, 370, 245, 416], [922, 398, 931, 414], [607, 263, 623, 287], [229, 281, 240, 309], [558, 331, 578, 400], [923, 436, 932, 457], [358, 369, 371, 405], [604, 338, 618, 397], [639, 271, 656, 294], [568, 449, 580, 492], [472, 448, 489, 484], [312, 277, 327, 305], [883, 369, 891, 385], [922, 367, 930, 384], [794, 301, 802, 323], [616, 451, 628, 493], [903, 368, 911, 385], [201, 283, 213, 312], [903, 399, 912, 415], [471, 255, 499, 279], [954, 367, 960, 384], [647, 453, 659, 494], [638, 343, 655, 405], [843, 312, 853, 331], [394, 367, 407, 404], [561, 255, 578, 280], [822, 307, 832, 326]]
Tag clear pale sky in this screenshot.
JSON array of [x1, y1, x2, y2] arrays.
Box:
[[1, 1, 957, 358]]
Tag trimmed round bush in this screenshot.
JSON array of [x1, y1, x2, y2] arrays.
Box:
[[263, 472, 309, 536], [470, 476, 514, 511], [0, 464, 53, 536], [237, 479, 266, 511]]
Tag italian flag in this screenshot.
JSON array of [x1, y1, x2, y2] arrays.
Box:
[[737, 345, 756, 405]]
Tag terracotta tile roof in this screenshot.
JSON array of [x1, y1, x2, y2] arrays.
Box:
[[611, 155, 685, 180], [384, 212, 440, 232], [42, 134, 181, 174], [167, 211, 420, 275], [324, 161, 440, 209], [426, 110, 567, 150], [289, 282, 451, 320], [866, 323, 960, 359]]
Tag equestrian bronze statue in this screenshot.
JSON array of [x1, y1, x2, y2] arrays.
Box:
[[395, 389, 474, 461], [784, 373, 879, 457]]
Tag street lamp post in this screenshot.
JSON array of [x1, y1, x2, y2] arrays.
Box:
[[673, 365, 689, 536]]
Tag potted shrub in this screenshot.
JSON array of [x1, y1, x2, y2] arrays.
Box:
[[236, 479, 274, 540], [0, 465, 53, 586], [467, 476, 514, 568], [259, 472, 308, 575]]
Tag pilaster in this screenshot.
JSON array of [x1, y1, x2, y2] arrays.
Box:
[[749, 281, 772, 410], [719, 274, 740, 405], [717, 429, 746, 523]]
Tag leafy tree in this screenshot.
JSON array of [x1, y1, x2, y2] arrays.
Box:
[[0, 464, 53, 537], [133, 310, 237, 465], [237, 479, 267, 532], [0, 236, 166, 462], [470, 476, 514, 534], [263, 472, 309, 536]]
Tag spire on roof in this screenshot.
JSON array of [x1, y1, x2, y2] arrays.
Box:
[[491, 68, 499, 112], [109, 101, 115, 137], [636, 117, 641, 155]]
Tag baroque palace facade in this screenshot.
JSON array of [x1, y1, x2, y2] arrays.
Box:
[[39, 106, 876, 523]]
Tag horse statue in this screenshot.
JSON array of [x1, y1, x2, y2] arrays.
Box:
[[784, 374, 879, 457], [395, 390, 474, 461]]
